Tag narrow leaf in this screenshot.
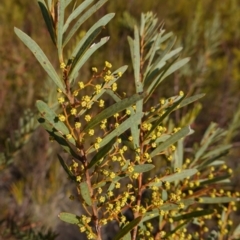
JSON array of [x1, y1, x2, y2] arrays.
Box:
[[162, 47, 183, 62], [84, 93, 145, 131], [36, 100, 69, 135], [150, 126, 192, 158], [144, 34, 176, 85], [14, 28, 64, 91], [145, 59, 178, 102], [148, 169, 198, 187], [63, 0, 95, 33], [65, 0, 72, 8], [161, 169, 197, 183], [232, 222, 240, 238], [122, 233, 131, 240], [88, 113, 144, 153], [198, 197, 239, 204], [179, 93, 205, 108], [202, 145, 231, 160], [57, 154, 76, 181], [63, 0, 109, 46], [197, 151, 228, 170], [87, 138, 116, 169], [199, 174, 231, 186], [47, 0, 52, 10], [173, 209, 214, 221], [38, 117, 82, 161], [161, 57, 190, 80], [174, 138, 184, 169], [145, 96, 185, 138], [71, 13, 115, 60], [80, 182, 92, 206], [194, 130, 217, 162], [57, 0, 65, 59], [128, 27, 143, 148], [145, 33, 162, 73], [141, 209, 159, 223], [113, 217, 142, 240], [165, 220, 190, 238], [141, 199, 195, 223], [128, 27, 141, 92], [108, 175, 127, 191], [58, 212, 80, 224], [69, 36, 110, 83], [37, 0, 56, 45], [70, 27, 103, 75], [133, 164, 155, 173]]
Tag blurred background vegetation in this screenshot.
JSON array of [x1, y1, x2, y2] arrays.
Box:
[[0, 0, 240, 239]]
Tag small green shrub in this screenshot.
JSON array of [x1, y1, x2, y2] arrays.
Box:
[[2, 0, 239, 239]]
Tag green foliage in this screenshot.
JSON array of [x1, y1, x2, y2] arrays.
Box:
[[1, 0, 240, 239]]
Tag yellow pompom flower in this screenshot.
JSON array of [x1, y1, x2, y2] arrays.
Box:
[[88, 129, 94, 136], [111, 83, 117, 91], [78, 81, 85, 89], [75, 122, 81, 129], [92, 67, 98, 72], [58, 114, 66, 122], [105, 61, 112, 68], [58, 97, 65, 104], [85, 115, 91, 122], [70, 108, 77, 115]]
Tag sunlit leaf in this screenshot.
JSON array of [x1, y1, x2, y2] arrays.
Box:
[[65, 0, 72, 8], [63, 0, 109, 46], [80, 182, 92, 206], [122, 232, 131, 240], [63, 0, 95, 33], [84, 93, 145, 131], [191, 123, 221, 166], [133, 164, 155, 173], [88, 113, 144, 154], [145, 32, 163, 73], [57, 0, 65, 59], [198, 197, 238, 204], [161, 169, 197, 183], [47, 0, 52, 10], [179, 93, 205, 108], [162, 57, 190, 80], [58, 212, 80, 224], [197, 150, 228, 171], [232, 222, 240, 238], [150, 126, 193, 158], [71, 13, 115, 64], [14, 28, 64, 91], [198, 174, 231, 186], [148, 169, 198, 187], [202, 145, 231, 160], [69, 36, 110, 83], [128, 26, 143, 148], [174, 138, 184, 169]]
